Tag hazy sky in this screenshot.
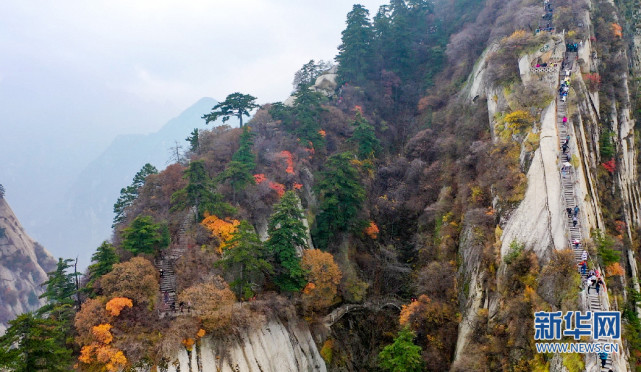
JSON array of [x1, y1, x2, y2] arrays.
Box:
[[1, 0, 386, 134], [0, 0, 386, 255]]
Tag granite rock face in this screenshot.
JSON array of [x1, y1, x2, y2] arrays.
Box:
[[0, 196, 56, 334]]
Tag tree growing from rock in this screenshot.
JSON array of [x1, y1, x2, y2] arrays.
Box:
[[216, 220, 272, 299], [121, 215, 169, 255], [301, 249, 342, 311], [336, 4, 375, 85], [113, 163, 158, 227], [265, 191, 308, 292], [217, 126, 256, 202], [202, 93, 259, 127], [86, 241, 119, 295], [349, 109, 380, 159], [312, 152, 365, 250], [378, 327, 424, 372], [171, 160, 235, 220]]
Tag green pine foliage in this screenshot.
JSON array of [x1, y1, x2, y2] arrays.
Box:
[[113, 163, 158, 227], [202, 92, 259, 127], [599, 129, 615, 159], [592, 229, 621, 266], [350, 110, 380, 159], [121, 215, 170, 255], [86, 241, 119, 294], [270, 89, 327, 151], [0, 313, 73, 372], [39, 258, 77, 310], [266, 191, 308, 293], [217, 126, 256, 202], [216, 220, 272, 299], [186, 128, 199, 153], [336, 5, 375, 86], [172, 160, 236, 220], [378, 327, 424, 372], [312, 152, 366, 250]]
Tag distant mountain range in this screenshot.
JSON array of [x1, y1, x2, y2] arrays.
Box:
[[39, 97, 238, 269]]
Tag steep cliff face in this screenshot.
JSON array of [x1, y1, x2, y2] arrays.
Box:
[[163, 317, 326, 372], [0, 196, 56, 334]]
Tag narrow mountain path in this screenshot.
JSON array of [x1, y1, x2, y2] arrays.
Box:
[[155, 209, 193, 315], [556, 48, 615, 371]]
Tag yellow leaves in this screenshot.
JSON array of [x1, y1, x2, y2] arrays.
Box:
[[606, 262, 625, 277], [92, 324, 113, 345], [79, 345, 96, 364], [301, 250, 342, 311], [79, 324, 127, 371], [504, 110, 535, 133], [182, 338, 195, 351], [106, 351, 127, 372], [364, 221, 379, 239], [505, 30, 528, 42], [201, 213, 240, 253], [105, 297, 133, 316]]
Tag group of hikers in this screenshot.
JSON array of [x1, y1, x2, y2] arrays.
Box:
[[559, 74, 571, 101], [536, 0, 555, 33], [557, 46, 613, 370], [162, 290, 191, 313]]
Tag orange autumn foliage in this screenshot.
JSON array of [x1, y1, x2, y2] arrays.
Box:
[[201, 213, 240, 252], [105, 297, 133, 316], [318, 129, 326, 137], [353, 105, 363, 114], [399, 294, 456, 331], [182, 338, 195, 351], [78, 323, 127, 372], [280, 151, 294, 174], [197, 329, 206, 338], [606, 262, 625, 277], [301, 249, 342, 311], [92, 324, 113, 345], [364, 221, 379, 239], [293, 183, 303, 190], [268, 182, 286, 197], [612, 23, 622, 37], [253, 173, 267, 184]]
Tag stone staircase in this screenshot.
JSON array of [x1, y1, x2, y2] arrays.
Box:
[[155, 209, 193, 314], [556, 52, 614, 372]]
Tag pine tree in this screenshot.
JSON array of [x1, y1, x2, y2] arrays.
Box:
[[312, 152, 366, 250], [292, 88, 326, 151], [35, 258, 78, 366], [112, 163, 158, 227], [336, 5, 375, 85], [172, 160, 236, 220], [202, 92, 259, 127], [217, 220, 272, 299], [186, 128, 199, 153], [86, 241, 119, 293], [0, 313, 73, 372], [121, 215, 170, 255], [218, 126, 256, 202], [350, 110, 380, 159], [265, 191, 308, 292], [39, 258, 76, 310], [378, 327, 424, 372]]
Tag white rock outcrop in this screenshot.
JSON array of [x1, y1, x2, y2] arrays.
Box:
[[0, 197, 56, 334], [165, 317, 326, 372], [500, 100, 566, 259]]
